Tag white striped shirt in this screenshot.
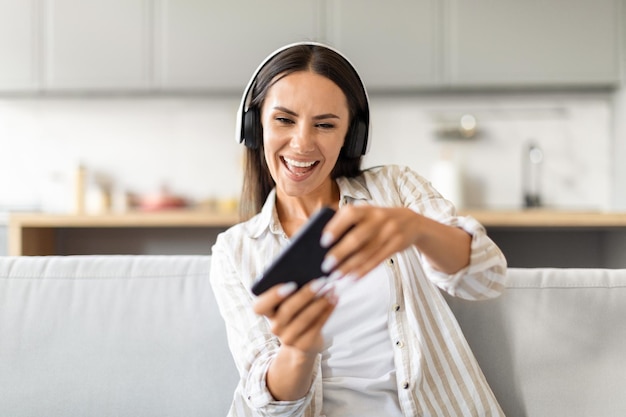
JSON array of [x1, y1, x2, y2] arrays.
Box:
[[210, 165, 507, 417]]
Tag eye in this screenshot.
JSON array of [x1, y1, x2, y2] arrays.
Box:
[[316, 122, 335, 129], [275, 116, 294, 125]]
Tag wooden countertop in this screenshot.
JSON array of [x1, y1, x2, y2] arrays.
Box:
[[8, 208, 626, 256], [461, 209, 626, 228], [9, 210, 241, 228], [9, 208, 626, 229]]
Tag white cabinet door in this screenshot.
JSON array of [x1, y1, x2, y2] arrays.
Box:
[[447, 0, 620, 87], [0, 0, 40, 91], [156, 0, 320, 91], [43, 0, 151, 91], [326, 0, 441, 91]]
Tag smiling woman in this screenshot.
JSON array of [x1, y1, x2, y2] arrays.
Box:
[[210, 42, 508, 417], [236, 43, 369, 221], [260, 71, 348, 219]]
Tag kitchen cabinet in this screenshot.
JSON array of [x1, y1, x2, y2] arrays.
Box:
[[43, 0, 151, 91], [446, 0, 620, 87], [0, 0, 620, 93], [326, 0, 620, 90], [325, 0, 441, 90], [0, 0, 40, 91], [156, 0, 321, 91]]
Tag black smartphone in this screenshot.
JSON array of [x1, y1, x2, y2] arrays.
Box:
[[251, 206, 336, 296]]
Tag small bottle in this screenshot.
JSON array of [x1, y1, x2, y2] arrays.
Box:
[[523, 141, 543, 208], [74, 164, 86, 214]]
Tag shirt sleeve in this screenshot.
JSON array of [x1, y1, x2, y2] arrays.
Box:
[[394, 165, 508, 300], [209, 232, 319, 417]]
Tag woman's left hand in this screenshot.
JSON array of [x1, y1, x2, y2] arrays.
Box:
[[320, 204, 471, 280], [320, 205, 420, 280]]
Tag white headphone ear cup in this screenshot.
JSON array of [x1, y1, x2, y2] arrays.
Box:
[[243, 107, 261, 149]]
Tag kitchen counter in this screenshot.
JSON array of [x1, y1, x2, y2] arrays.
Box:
[[8, 210, 240, 256], [8, 209, 626, 257], [461, 209, 626, 228], [9, 210, 240, 229]]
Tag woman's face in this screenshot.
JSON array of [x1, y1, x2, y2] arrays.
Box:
[[261, 70, 350, 203]]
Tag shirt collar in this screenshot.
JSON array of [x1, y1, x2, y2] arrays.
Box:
[[244, 174, 373, 239], [336, 174, 372, 204]]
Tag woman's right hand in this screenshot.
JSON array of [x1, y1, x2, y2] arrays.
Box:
[[253, 279, 338, 401], [253, 279, 338, 355]]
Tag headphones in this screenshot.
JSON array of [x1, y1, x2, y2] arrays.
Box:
[[236, 41, 370, 158]]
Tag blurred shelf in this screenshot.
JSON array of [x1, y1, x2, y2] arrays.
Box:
[[9, 210, 240, 228], [461, 209, 626, 228], [9, 209, 626, 256], [8, 210, 240, 256]]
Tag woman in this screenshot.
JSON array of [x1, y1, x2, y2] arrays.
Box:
[[210, 42, 507, 417]]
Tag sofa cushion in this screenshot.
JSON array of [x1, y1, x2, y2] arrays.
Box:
[[0, 255, 238, 417], [446, 267, 626, 417]]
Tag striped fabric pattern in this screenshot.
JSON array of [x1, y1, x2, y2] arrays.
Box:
[[210, 165, 507, 417]]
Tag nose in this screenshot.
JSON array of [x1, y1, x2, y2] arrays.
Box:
[[289, 123, 315, 153]]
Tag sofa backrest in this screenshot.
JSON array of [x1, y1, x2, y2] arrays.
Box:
[[1, 256, 625, 417], [0, 255, 237, 417], [446, 267, 626, 417]]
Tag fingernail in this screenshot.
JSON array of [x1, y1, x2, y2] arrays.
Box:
[[277, 282, 297, 297], [326, 290, 339, 305], [320, 232, 334, 248], [309, 278, 328, 293], [344, 273, 359, 283], [326, 269, 343, 283], [321, 255, 337, 273]]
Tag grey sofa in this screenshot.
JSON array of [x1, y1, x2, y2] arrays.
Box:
[[0, 255, 624, 417]]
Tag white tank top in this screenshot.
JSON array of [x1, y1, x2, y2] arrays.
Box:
[[320, 263, 403, 416]]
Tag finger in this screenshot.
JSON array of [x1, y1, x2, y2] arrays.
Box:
[[253, 281, 298, 317], [269, 279, 326, 332], [320, 205, 364, 248], [322, 212, 381, 273], [277, 291, 338, 348], [331, 223, 406, 280], [270, 279, 334, 339], [286, 297, 337, 351]]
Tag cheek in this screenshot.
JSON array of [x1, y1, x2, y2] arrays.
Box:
[[262, 136, 282, 178]]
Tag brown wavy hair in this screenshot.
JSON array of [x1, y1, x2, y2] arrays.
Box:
[[239, 44, 369, 221]]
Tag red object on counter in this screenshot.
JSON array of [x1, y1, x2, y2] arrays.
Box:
[[138, 188, 187, 211]]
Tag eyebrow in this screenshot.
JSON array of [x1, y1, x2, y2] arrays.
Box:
[[273, 106, 341, 120]]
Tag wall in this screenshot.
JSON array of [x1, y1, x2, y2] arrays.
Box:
[[0, 92, 614, 215], [0, 97, 243, 213]]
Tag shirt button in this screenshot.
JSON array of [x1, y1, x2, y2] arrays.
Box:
[[386, 258, 395, 266], [392, 303, 400, 312], [402, 381, 410, 389], [395, 340, 404, 348]]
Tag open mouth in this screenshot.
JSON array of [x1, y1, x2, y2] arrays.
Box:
[[281, 156, 320, 176]]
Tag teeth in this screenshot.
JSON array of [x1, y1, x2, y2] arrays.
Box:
[[283, 157, 316, 168]]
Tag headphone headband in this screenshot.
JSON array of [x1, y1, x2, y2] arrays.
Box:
[[236, 41, 371, 157]]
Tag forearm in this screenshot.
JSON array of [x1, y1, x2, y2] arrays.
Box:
[[412, 213, 471, 274], [266, 345, 318, 401]]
